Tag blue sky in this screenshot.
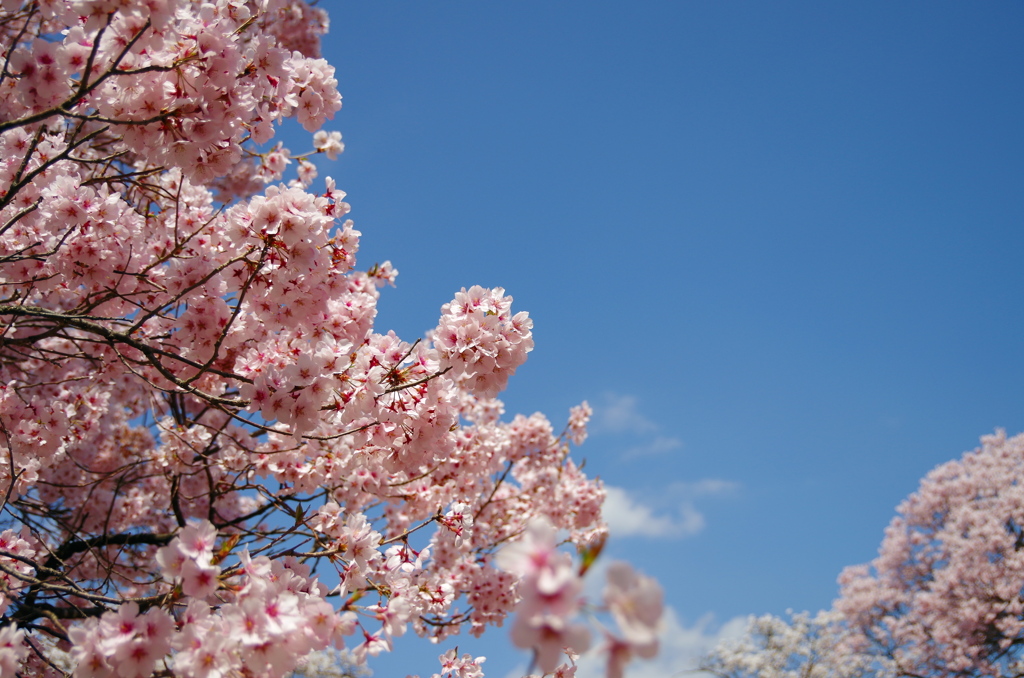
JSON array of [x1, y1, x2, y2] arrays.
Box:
[[290, 2, 1024, 675]]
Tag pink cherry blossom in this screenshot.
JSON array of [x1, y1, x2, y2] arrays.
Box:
[[603, 562, 663, 655], [0, 624, 27, 676], [313, 130, 345, 160]]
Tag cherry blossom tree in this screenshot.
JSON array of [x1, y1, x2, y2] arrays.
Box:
[[703, 429, 1024, 678], [0, 1, 662, 677]]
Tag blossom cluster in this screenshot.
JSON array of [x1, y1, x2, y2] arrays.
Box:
[[70, 538, 354, 678], [435, 286, 535, 398], [498, 519, 664, 677], [155, 521, 222, 598], [498, 520, 593, 674], [0, 1, 661, 677]]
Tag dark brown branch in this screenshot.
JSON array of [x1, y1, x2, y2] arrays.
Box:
[[43, 531, 175, 572]]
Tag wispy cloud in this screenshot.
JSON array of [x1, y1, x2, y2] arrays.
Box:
[[668, 479, 740, 498], [590, 393, 682, 460], [591, 393, 659, 435], [623, 435, 684, 459]]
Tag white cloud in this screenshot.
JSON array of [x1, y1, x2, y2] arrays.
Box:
[[603, 486, 705, 539], [576, 607, 749, 678], [592, 393, 659, 435]]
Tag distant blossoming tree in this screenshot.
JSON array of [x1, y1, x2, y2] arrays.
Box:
[[703, 429, 1024, 678], [0, 1, 661, 677]]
